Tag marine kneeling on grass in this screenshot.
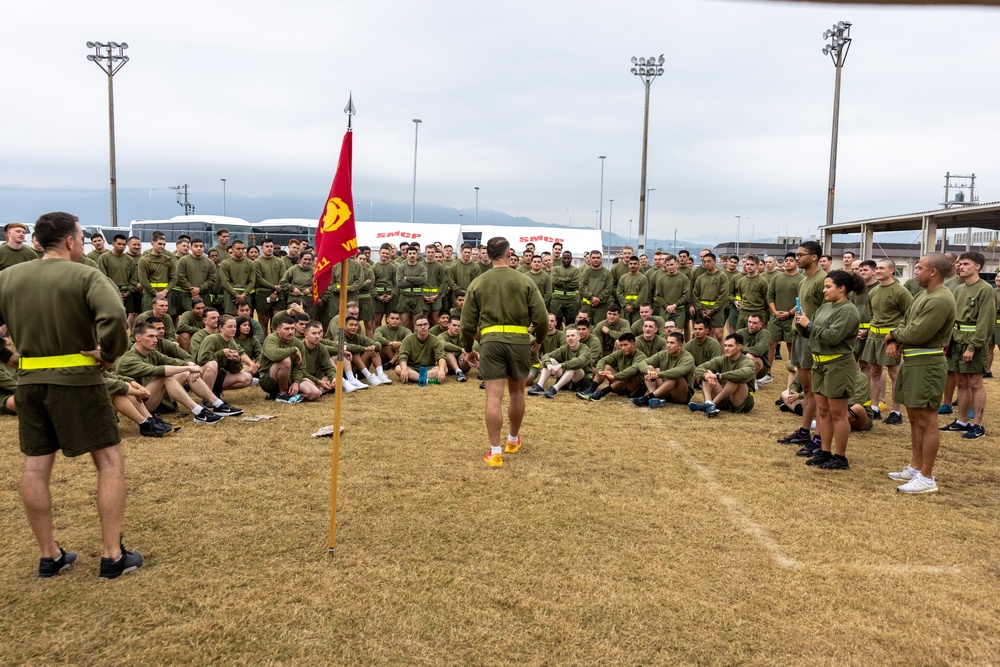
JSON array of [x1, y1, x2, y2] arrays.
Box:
[[688, 332, 756, 418], [395, 314, 448, 384], [116, 322, 242, 423], [576, 332, 647, 402], [527, 325, 592, 398]]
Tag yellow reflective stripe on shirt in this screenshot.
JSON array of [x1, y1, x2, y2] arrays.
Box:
[[869, 326, 892, 335], [19, 354, 99, 370], [902, 347, 944, 357], [481, 325, 530, 335], [811, 353, 845, 363]]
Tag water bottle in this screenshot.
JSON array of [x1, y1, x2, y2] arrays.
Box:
[[795, 297, 802, 315], [418, 366, 428, 386]]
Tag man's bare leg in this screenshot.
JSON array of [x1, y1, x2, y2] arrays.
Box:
[[92, 445, 126, 559], [21, 453, 60, 559]]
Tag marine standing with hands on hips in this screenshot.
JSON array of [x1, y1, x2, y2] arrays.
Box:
[[461, 237, 548, 468]]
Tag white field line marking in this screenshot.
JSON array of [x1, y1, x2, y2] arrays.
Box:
[[664, 440, 962, 575]]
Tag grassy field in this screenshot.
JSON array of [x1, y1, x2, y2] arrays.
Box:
[[0, 374, 997, 666]]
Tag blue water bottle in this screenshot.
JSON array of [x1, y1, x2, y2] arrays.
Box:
[[418, 366, 428, 386], [795, 297, 802, 315]]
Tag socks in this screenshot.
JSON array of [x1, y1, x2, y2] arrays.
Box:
[[376, 365, 385, 375], [192, 405, 204, 415], [491, 445, 502, 455], [361, 368, 374, 380], [508, 434, 519, 443], [346, 370, 358, 382], [251, 377, 259, 387], [586, 381, 599, 393], [212, 399, 224, 408]]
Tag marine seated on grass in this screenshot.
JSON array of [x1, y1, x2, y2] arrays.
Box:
[[689, 332, 756, 418], [437, 318, 471, 381], [527, 325, 592, 398], [632, 331, 696, 408], [116, 322, 240, 423], [395, 314, 448, 384], [576, 332, 647, 402]]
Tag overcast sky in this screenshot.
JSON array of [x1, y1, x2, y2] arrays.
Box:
[[3, 0, 999, 242]]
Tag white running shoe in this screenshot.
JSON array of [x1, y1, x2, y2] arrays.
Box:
[[888, 465, 919, 481], [757, 374, 773, 385], [896, 473, 938, 494], [376, 372, 393, 384], [341, 380, 357, 394], [366, 375, 382, 387], [349, 377, 368, 390]]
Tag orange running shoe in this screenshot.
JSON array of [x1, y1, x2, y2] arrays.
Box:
[[504, 436, 521, 454], [484, 451, 504, 467]]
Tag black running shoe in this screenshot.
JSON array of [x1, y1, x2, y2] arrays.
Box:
[[99, 541, 143, 580], [819, 455, 850, 470], [884, 412, 903, 425], [39, 546, 77, 578], [777, 429, 811, 445], [139, 419, 165, 438], [796, 444, 820, 457], [211, 402, 244, 417], [805, 450, 833, 466], [632, 395, 650, 407], [194, 409, 224, 424], [527, 384, 545, 396]]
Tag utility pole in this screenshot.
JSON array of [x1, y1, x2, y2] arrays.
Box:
[[629, 54, 665, 255], [86, 41, 130, 227], [822, 22, 853, 229], [171, 184, 195, 215]]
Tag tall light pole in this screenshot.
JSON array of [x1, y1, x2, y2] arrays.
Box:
[[86, 41, 129, 227], [410, 119, 422, 223], [474, 186, 480, 225], [735, 215, 741, 256], [598, 155, 606, 237], [220, 178, 227, 216], [566, 208, 572, 226], [607, 199, 614, 256], [822, 21, 852, 229], [646, 188, 656, 246], [630, 54, 664, 254]]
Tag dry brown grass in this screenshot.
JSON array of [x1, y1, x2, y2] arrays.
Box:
[[0, 374, 998, 666]]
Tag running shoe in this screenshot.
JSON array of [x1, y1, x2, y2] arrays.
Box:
[[705, 404, 721, 418], [688, 402, 707, 413], [648, 398, 666, 408], [504, 436, 521, 454], [896, 474, 938, 494], [543, 387, 558, 399], [193, 409, 223, 424], [937, 404, 953, 415], [819, 455, 850, 470], [888, 465, 919, 481], [962, 424, 986, 439], [884, 412, 903, 425], [631, 395, 650, 407], [777, 429, 811, 445], [805, 450, 833, 466], [211, 402, 244, 417], [366, 375, 383, 387], [484, 451, 503, 467], [376, 372, 393, 384], [99, 540, 144, 579], [527, 384, 545, 396], [940, 420, 970, 432], [39, 546, 77, 579]]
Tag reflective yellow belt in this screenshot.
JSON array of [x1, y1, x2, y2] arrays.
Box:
[[171, 286, 188, 292], [869, 326, 892, 335], [955, 324, 977, 332], [375, 287, 391, 293], [421, 287, 439, 294], [624, 295, 639, 301], [149, 282, 168, 288], [401, 288, 421, 293], [19, 354, 98, 370], [733, 296, 742, 301], [582, 297, 592, 306], [553, 290, 576, 296], [811, 353, 846, 363], [859, 323, 870, 330], [996, 318, 1000, 325], [700, 300, 716, 306], [481, 325, 530, 335], [902, 347, 944, 358]]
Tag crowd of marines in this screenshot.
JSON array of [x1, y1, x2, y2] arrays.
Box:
[[2, 221, 996, 493]]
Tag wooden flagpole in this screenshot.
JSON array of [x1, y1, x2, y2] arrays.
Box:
[[328, 258, 349, 553]]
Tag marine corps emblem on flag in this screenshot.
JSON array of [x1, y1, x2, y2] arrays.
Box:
[[312, 131, 358, 303]]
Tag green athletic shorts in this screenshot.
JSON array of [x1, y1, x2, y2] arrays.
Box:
[[397, 293, 425, 314], [717, 390, 754, 413], [767, 316, 795, 343], [896, 359, 947, 409], [861, 334, 899, 367], [947, 344, 988, 374], [17, 384, 119, 457], [259, 373, 281, 396], [479, 341, 531, 382], [792, 332, 814, 370], [812, 354, 855, 399], [373, 292, 397, 314], [706, 309, 726, 331], [358, 296, 374, 322]]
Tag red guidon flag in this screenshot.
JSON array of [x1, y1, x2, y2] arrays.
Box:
[[312, 130, 358, 303]]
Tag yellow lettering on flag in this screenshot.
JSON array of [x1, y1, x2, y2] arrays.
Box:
[[321, 197, 352, 233], [341, 238, 358, 252]]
